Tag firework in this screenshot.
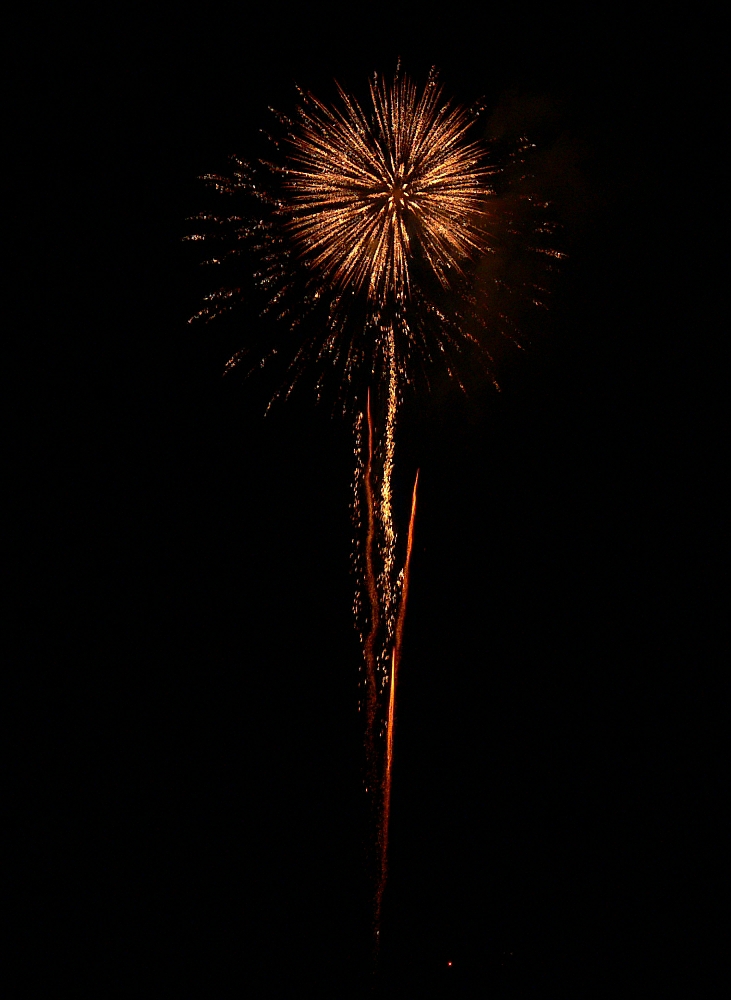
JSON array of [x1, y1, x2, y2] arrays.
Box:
[[187, 66, 562, 956], [185, 66, 561, 406], [283, 72, 495, 302]]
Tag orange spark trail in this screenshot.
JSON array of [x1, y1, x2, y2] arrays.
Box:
[[363, 389, 380, 763], [393, 469, 419, 679]]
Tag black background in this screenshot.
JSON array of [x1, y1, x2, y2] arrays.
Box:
[[13, 6, 722, 997]]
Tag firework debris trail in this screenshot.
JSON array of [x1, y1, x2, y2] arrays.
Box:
[[358, 389, 419, 950], [355, 324, 416, 950], [363, 388, 379, 769], [354, 324, 420, 948]]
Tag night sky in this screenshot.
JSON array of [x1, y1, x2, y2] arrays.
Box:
[[15, 7, 721, 997]]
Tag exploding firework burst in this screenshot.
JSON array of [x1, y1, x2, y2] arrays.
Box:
[[283, 72, 495, 302], [186, 66, 563, 955], [187, 66, 561, 408]]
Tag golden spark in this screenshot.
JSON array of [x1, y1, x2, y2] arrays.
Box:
[[283, 71, 496, 305]]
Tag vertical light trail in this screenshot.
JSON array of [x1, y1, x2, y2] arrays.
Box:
[[363, 389, 380, 768], [375, 467, 419, 938], [378, 328, 398, 639], [375, 647, 397, 933], [393, 469, 419, 680], [385, 650, 397, 797]]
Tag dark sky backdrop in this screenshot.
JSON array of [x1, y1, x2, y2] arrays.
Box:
[[15, 6, 721, 998]]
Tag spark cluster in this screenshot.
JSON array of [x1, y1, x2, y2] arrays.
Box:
[[185, 68, 562, 408], [283, 71, 496, 304]]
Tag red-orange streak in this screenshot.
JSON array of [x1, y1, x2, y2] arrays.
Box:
[[363, 389, 380, 754], [378, 469, 419, 909], [393, 469, 419, 679]]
